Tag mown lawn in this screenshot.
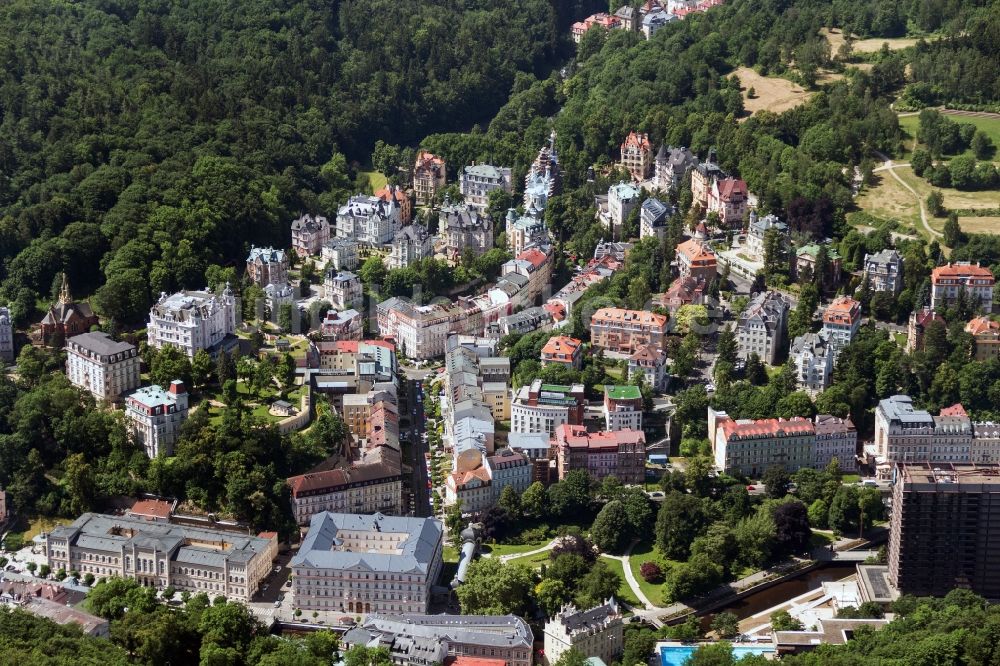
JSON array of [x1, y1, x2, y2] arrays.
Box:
[[627, 540, 677, 607], [898, 113, 1000, 161], [481, 541, 549, 557], [600, 556, 642, 607]]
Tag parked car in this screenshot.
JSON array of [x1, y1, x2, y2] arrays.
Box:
[[274, 600, 281, 608]]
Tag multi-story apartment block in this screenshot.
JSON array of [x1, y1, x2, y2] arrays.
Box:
[[446, 448, 531, 514], [245, 246, 288, 287], [544, 599, 624, 666], [590, 308, 669, 354], [620, 132, 653, 181], [335, 195, 401, 245], [675, 238, 717, 284], [813, 414, 857, 471], [322, 237, 359, 271], [524, 134, 561, 212], [125, 381, 189, 458], [643, 7, 677, 37], [39, 277, 99, 344], [863, 249, 902, 295], [602, 182, 641, 237], [889, 463, 1000, 598], [343, 614, 533, 666], [554, 424, 645, 484], [737, 291, 789, 365], [0, 306, 14, 363], [511, 379, 586, 435], [291, 512, 443, 614], [966, 316, 1000, 362], [629, 343, 668, 392], [65, 332, 140, 402], [459, 164, 513, 211], [709, 408, 816, 476], [571, 12, 621, 42], [872, 395, 975, 477], [744, 212, 788, 263], [286, 463, 403, 525], [413, 152, 446, 207], [653, 145, 698, 192], [690, 150, 726, 209], [604, 385, 644, 432], [375, 184, 412, 224], [540, 335, 583, 369], [790, 332, 833, 395], [387, 224, 434, 270], [931, 262, 995, 313], [324, 269, 363, 311], [291, 214, 331, 257], [502, 245, 553, 306], [639, 197, 673, 241], [493, 306, 555, 337], [441, 202, 493, 261], [822, 296, 861, 361], [45, 513, 277, 602], [147, 288, 236, 357], [506, 209, 548, 256], [320, 308, 363, 341], [377, 296, 481, 360], [707, 177, 749, 227]]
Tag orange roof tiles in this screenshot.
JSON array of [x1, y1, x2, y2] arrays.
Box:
[[676, 238, 716, 263], [931, 262, 995, 281], [518, 247, 549, 269], [717, 178, 747, 201], [129, 499, 171, 519], [592, 307, 669, 328], [622, 131, 652, 151], [939, 403, 968, 418], [966, 316, 1000, 336], [720, 417, 815, 440], [554, 423, 645, 449], [541, 335, 582, 358], [823, 296, 861, 325], [630, 343, 665, 362]]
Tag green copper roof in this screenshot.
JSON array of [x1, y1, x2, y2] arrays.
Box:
[[797, 243, 841, 260]]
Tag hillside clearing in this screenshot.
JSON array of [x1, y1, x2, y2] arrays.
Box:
[[898, 113, 1000, 160], [822, 28, 920, 54], [957, 216, 1000, 234], [732, 67, 812, 116]]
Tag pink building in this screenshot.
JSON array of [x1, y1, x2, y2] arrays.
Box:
[[554, 424, 645, 484]]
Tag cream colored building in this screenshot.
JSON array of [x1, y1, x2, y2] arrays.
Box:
[[45, 513, 276, 602], [544, 599, 623, 665], [65, 332, 140, 402]]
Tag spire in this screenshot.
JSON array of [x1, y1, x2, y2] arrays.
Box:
[[58, 273, 71, 305]]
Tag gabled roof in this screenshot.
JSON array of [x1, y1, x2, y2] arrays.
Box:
[[676, 238, 716, 263], [629, 343, 666, 363], [967, 316, 1000, 336], [716, 177, 747, 201], [621, 132, 651, 152], [931, 261, 995, 281]]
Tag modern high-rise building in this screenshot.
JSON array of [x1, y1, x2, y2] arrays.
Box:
[[889, 463, 1000, 598]]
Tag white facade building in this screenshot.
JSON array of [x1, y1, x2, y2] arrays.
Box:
[[335, 195, 401, 245], [0, 306, 13, 363], [459, 164, 513, 211], [543, 599, 624, 666], [387, 225, 434, 270], [147, 288, 237, 357], [65, 332, 140, 401], [125, 381, 190, 458], [737, 291, 789, 365], [790, 332, 833, 394], [324, 270, 363, 311]]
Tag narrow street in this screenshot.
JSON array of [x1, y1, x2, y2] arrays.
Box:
[[406, 378, 431, 518]]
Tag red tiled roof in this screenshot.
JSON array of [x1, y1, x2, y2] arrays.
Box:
[[823, 296, 861, 325], [622, 131, 652, 152], [717, 177, 747, 201], [676, 238, 716, 264], [541, 335, 582, 358], [446, 657, 507, 666], [966, 316, 1000, 336], [630, 343, 665, 362], [931, 262, 995, 281], [374, 186, 407, 203], [720, 417, 815, 440], [257, 531, 278, 540], [543, 302, 566, 321], [517, 247, 549, 269], [129, 499, 171, 519], [939, 403, 968, 418], [592, 307, 668, 328], [553, 423, 646, 449], [449, 467, 491, 489], [334, 340, 360, 353]]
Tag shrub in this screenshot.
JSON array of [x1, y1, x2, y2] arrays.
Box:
[[640, 561, 664, 583], [55, 569, 66, 581], [83, 573, 95, 586], [39, 564, 50, 578]]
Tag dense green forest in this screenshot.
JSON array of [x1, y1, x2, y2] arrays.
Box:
[[0, 0, 599, 326]]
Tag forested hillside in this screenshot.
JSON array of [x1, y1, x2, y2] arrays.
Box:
[[0, 0, 598, 326]]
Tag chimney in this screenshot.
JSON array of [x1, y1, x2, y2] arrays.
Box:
[[169, 380, 187, 395]]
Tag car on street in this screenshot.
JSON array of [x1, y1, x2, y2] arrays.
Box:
[[274, 600, 281, 607], [274, 565, 281, 573]]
